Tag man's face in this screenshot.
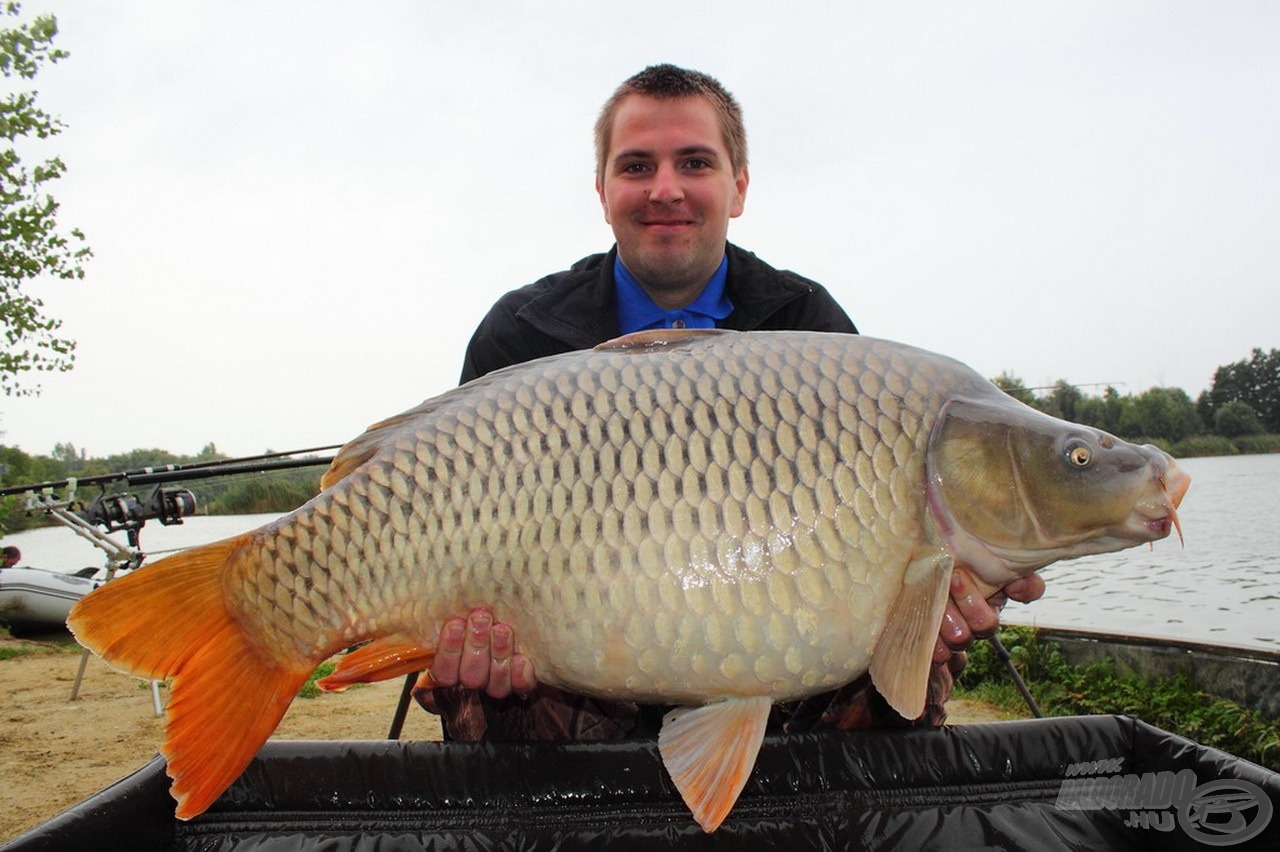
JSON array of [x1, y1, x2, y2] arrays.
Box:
[[596, 95, 748, 307]]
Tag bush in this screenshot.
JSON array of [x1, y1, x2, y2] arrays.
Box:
[[1234, 434, 1280, 454], [955, 626, 1280, 771], [1170, 435, 1237, 457]]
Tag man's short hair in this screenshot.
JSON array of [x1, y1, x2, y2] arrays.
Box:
[[594, 63, 748, 183]]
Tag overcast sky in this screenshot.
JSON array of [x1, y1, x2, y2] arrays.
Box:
[[2, 1, 1277, 459]]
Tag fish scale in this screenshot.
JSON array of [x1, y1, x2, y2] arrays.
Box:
[[69, 329, 1189, 830], [229, 334, 946, 699]]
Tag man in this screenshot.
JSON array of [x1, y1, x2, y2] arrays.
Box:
[[459, 64, 855, 385], [421, 64, 1044, 740], [1, 546, 20, 568]]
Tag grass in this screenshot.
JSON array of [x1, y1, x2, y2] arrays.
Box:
[[955, 626, 1280, 771], [298, 660, 338, 699], [1169, 433, 1280, 457]]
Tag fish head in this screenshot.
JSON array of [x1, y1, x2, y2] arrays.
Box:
[[926, 395, 1190, 586]]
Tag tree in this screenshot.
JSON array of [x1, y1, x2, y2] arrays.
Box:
[[196, 442, 225, 460], [1203, 348, 1280, 434], [1038, 379, 1083, 422], [0, 3, 90, 397], [992, 371, 1036, 406], [1117, 387, 1202, 443], [1076, 385, 1123, 434], [1213, 400, 1263, 438]]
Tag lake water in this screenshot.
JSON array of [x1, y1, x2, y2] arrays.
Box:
[[5, 454, 1277, 651]]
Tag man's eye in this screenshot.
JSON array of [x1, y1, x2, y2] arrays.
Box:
[[622, 163, 649, 174], [684, 158, 709, 169]]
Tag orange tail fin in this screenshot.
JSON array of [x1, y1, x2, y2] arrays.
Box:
[[67, 533, 314, 820]]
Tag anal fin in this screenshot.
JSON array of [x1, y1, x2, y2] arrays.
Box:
[[658, 695, 772, 833], [869, 549, 954, 719], [316, 634, 434, 691]]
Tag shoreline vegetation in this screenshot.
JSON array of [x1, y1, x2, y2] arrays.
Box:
[[1164, 433, 1280, 457], [954, 625, 1280, 773]]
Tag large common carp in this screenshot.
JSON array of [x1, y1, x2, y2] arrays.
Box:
[[69, 330, 1189, 832]]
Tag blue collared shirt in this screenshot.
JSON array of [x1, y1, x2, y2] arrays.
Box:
[[614, 255, 734, 334]]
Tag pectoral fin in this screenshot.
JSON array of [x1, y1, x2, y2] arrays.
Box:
[[316, 635, 435, 690], [869, 550, 954, 719], [658, 696, 772, 833]]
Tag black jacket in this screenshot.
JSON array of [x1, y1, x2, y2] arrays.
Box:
[[460, 243, 857, 383]]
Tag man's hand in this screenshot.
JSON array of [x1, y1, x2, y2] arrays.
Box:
[[932, 569, 1046, 663], [429, 608, 536, 699]]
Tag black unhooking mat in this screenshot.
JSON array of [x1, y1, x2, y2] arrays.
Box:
[[5, 715, 1277, 851]]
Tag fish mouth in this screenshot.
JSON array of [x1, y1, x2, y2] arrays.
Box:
[[1129, 460, 1191, 545]]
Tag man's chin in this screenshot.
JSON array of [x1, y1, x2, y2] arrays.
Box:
[[627, 265, 702, 293]]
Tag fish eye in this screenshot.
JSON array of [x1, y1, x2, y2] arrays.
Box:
[[1065, 441, 1093, 468]]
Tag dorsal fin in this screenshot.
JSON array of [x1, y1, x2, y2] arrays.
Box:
[[594, 328, 732, 352], [320, 397, 449, 490]]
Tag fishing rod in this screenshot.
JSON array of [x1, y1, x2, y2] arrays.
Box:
[[124, 453, 338, 486], [7, 444, 340, 537], [0, 444, 342, 498]]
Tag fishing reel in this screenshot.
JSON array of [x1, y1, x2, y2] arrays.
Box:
[[79, 486, 198, 533]]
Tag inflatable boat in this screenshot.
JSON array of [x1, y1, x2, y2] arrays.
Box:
[[0, 567, 100, 630]]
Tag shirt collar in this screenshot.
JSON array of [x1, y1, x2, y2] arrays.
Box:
[[614, 255, 733, 334]]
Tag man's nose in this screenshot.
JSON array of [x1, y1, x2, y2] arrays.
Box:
[[648, 162, 684, 203]]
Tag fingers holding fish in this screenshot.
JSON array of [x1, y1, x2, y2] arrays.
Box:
[[486, 620, 537, 699], [970, 573, 1046, 619], [939, 568, 999, 651], [458, 609, 495, 691], [931, 568, 1047, 663], [428, 616, 469, 689], [1002, 573, 1046, 606], [429, 608, 536, 698]]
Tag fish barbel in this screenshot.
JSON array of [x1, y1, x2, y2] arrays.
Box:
[[69, 330, 1189, 832]]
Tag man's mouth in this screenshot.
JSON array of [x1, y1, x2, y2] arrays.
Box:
[[641, 218, 696, 228]]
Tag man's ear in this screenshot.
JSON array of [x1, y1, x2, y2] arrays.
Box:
[[596, 177, 611, 224], [731, 166, 749, 219]]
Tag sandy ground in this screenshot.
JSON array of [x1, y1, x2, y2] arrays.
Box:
[[0, 631, 443, 844], [0, 631, 1006, 844]]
